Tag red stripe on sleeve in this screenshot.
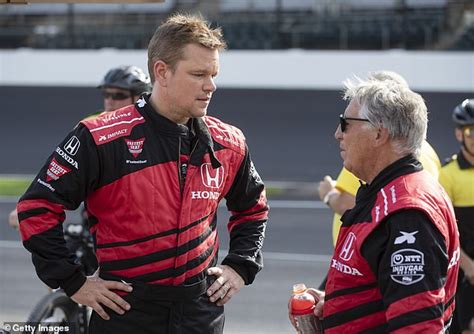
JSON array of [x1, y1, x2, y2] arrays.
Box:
[[17, 199, 65, 241], [19, 211, 63, 241], [386, 288, 445, 321], [391, 317, 443, 334], [228, 192, 268, 232], [17, 199, 65, 215]]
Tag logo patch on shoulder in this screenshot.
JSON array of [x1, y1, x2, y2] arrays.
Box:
[[390, 248, 425, 285], [125, 138, 145, 158], [394, 231, 418, 245], [46, 157, 72, 182]]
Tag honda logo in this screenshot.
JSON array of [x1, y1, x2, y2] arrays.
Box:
[[201, 163, 224, 189], [339, 232, 356, 261], [64, 136, 81, 156]]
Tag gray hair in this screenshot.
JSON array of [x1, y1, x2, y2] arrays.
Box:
[[368, 70, 409, 87], [343, 75, 427, 156]]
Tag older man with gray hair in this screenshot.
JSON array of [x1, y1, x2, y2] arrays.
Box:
[[295, 74, 460, 333]]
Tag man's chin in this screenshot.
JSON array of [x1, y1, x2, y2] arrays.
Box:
[[193, 109, 208, 118]]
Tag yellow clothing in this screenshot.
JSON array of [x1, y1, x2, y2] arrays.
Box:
[[439, 152, 474, 258], [439, 154, 474, 207], [418, 140, 441, 180], [330, 141, 441, 245], [331, 169, 359, 245]]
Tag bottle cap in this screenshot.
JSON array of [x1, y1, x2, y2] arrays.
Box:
[[292, 283, 307, 294]]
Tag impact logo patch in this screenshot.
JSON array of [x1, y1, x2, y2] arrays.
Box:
[[125, 138, 145, 158], [390, 248, 425, 285], [46, 157, 72, 182]]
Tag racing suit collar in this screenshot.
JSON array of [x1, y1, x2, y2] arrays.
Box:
[[356, 154, 422, 202], [457, 150, 473, 170], [136, 94, 222, 169], [342, 155, 422, 226], [136, 94, 190, 137]]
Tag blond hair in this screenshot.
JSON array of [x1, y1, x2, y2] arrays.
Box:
[[147, 13, 227, 82]]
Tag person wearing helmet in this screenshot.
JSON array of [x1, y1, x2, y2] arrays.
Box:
[[439, 99, 474, 334], [98, 65, 151, 112]]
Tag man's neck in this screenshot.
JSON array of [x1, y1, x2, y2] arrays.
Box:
[[149, 92, 190, 125], [364, 149, 406, 184]]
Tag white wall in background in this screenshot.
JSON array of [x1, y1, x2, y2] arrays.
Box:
[[0, 48, 472, 92]]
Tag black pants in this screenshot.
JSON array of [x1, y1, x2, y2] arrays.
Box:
[[89, 278, 224, 334], [455, 270, 474, 332]]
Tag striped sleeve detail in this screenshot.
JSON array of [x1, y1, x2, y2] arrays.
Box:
[[386, 288, 445, 321], [389, 303, 444, 333], [18, 199, 66, 241], [228, 193, 268, 231]]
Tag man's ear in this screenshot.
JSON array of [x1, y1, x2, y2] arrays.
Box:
[[374, 126, 390, 147], [154, 61, 168, 87], [455, 128, 463, 143]]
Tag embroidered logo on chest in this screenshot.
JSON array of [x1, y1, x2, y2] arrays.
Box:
[[125, 138, 145, 158]]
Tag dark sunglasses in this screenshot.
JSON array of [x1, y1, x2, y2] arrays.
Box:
[[102, 91, 132, 101], [339, 114, 371, 132]]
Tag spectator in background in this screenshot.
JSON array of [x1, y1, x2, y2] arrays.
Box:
[[317, 71, 441, 290], [97, 65, 151, 112], [439, 99, 474, 334], [291, 73, 459, 333], [7, 65, 151, 230], [17, 13, 268, 334]]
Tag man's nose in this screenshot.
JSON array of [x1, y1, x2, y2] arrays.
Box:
[[204, 77, 217, 93], [335, 124, 343, 141]]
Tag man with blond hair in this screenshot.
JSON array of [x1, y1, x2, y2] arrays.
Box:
[[17, 14, 268, 334]]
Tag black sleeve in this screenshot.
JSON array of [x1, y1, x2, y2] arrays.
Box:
[[222, 147, 269, 285], [361, 209, 448, 331], [18, 124, 100, 296]]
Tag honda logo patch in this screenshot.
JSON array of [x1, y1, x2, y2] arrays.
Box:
[[64, 136, 81, 156], [201, 163, 224, 189], [339, 232, 356, 261], [125, 138, 145, 158]]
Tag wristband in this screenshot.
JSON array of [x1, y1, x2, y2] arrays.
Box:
[[323, 189, 339, 206]]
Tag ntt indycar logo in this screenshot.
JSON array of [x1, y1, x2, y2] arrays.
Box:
[[390, 249, 425, 285]]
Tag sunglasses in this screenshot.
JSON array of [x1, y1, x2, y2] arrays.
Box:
[[102, 91, 132, 101], [339, 114, 371, 132], [463, 127, 474, 138]]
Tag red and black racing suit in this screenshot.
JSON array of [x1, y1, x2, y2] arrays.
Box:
[[17, 94, 268, 333], [323, 155, 459, 333]]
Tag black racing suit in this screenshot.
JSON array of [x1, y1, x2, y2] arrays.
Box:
[[17, 94, 269, 333]]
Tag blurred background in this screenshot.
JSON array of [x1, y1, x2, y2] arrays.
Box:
[[0, 0, 473, 333]]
